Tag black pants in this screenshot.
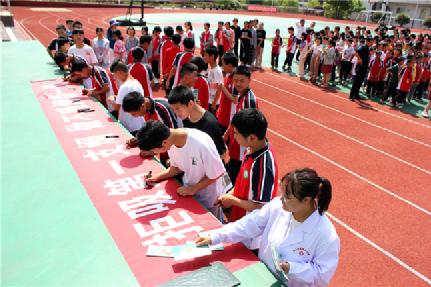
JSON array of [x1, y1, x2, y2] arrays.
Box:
[[415, 80, 429, 99], [331, 64, 337, 82], [376, 80, 385, 96], [283, 52, 294, 68], [382, 81, 397, 102], [151, 60, 160, 79], [339, 61, 352, 81], [226, 159, 242, 186], [393, 90, 408, 105], [240, 43, 250, 64], [366, 80, 379, 96], [234, 40, 239, 56], [295, 39, 301, 61], [305, 52, 312, 72], [350, 67, 367, 100], [271, 53, 279, 68]]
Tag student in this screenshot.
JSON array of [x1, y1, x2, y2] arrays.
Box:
[[47, 24, 68, 59], [339, 38, 354, 85], [381, 56, 405, 104], [295, 19, 306, 61], [122, 91, 180, 128], [151, 26, 162, 84], [407, 55, 423, 102], [392, 58, 414, 107], [204, 45, 224, 113], [71, 58, 116, 110], [163, 34, 182, 97], [225, 65, 258, 184], [282, 26, 296, 73], [240, 21, 252, 67], [271, 29, 282, 71], [179, 62, 210, 110], [321, 39, 336, 88], [217, 52, 238, 132], [140, 120, 229, 216], [113, 30, 126, 62], [366, 50, 383, 97], [309, 36, 322, 83], [107, 20, 118, 50], [298, 32, 310, 79], [200, 22, 214, 57], [128, 35, 152, 65], [255, 22, 266, 69], [65, 19, 74, 38], [214, 21, 225, 63], [190, 56, 210, 110], [167, 37, 195, 90], [417, 54, 430, 100], [168, 85, 227, 161], [217, 109, 278, 239], [196, 168, 340, 287], [125, 27, 139, 52], [184, 21, 195, 41], [176, 25, 186, 50], [223, 22, 235, 55], [109, 61, 145, 134], [232, 18, 241, 57], [128, 47, 154, 98], [68, 29, 98, 66], [92, 27, 110, 69], [71, 21, 91, 45]]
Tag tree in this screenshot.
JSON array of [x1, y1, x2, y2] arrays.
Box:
[[396, 13, 410, 27], [307, 0, 321, 8], [424, 17, 431, 29], [323, 0, 364, 19]]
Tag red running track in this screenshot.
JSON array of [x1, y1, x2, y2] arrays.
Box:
[[12, 6, 431, 287]]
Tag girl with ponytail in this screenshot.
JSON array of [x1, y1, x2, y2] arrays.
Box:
[[196, 168, 340, 286]]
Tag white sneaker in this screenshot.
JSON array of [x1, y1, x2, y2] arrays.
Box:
[[422, 111, 429, 118]]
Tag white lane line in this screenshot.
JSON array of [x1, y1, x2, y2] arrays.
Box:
[[266, 72, 431, 129], [268, 128, 431, 217], [5, 27, 17, 42], [327, 212, 431, 285], [255, 79, 431, 149], [258, 97, 431, 175], [37, 15, 58, 36]]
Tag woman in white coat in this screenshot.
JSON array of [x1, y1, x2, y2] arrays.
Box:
[[196, 168, 340, 287]]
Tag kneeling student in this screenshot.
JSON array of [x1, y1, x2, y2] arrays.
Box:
[[138, 120, 231, 216], [197, 168, 340, 287]]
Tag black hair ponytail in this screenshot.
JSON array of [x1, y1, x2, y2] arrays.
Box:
[[318, 176, 332, 215]]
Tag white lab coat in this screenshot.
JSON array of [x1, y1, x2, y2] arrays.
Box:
[[211, 197, 340, 287]]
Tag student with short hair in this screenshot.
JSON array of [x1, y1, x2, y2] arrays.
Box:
[[166, 37, 195, 89], [217, 52, 238, 132], [204, 45, 224, 113], [72, 20, 91, 45], [271, 29, 282, 71], [282, 26, 296, 72], [163, 34, 182, 97], [200, 23, 214, 57], [128, 47, 154, 98], [109, 61, 145, 134], [140, 120, 230, 216], [122, 91, 180, 128], [125, 26, 139, 52], [151, 26, 162, 84], [65, 19, 74, 38], [128, 34, 153, 64], [70, 58, 117, 110], [190, 56, 210, 110], [92, 27, 110, 69], [240, 21, 252, 66], [68, 29, 98, 66], [196, 168, 340, 287], [168, 85, 227, 161], [47, 24, 69, 59], [225, 65, 258, 184], [217, 109, 278, 234]]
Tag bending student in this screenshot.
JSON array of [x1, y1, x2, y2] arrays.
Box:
[[196, 168, 340, 287]]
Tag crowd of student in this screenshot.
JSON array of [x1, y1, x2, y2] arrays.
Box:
[[44, 15, 431, 286]]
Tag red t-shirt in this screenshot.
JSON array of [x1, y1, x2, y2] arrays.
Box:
[[397, 66, 413, 92], [172, 51, 194, 88], [217, 73, 234, 128], [163, 46, 181, 78], [368, 58, 382, 81], [421, 61, 431, 81], [229, 143, 278, 222], [161, 39, 174, 76], [271, 36, 282, 55], [128, 62, 152, 98], [194, 76, 210, 110]]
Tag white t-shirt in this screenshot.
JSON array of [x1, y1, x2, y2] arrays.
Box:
[[207, 65, 223, 105], [295, 23, 306, 39], [92, 37, 110, 67], [68, 44, 98, 65], [342, 46, 355, 61], [168, 128, 227, 212], [116, 79, 145, 132]]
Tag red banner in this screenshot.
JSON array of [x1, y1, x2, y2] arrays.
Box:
[[32, 78, 258, 286]]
